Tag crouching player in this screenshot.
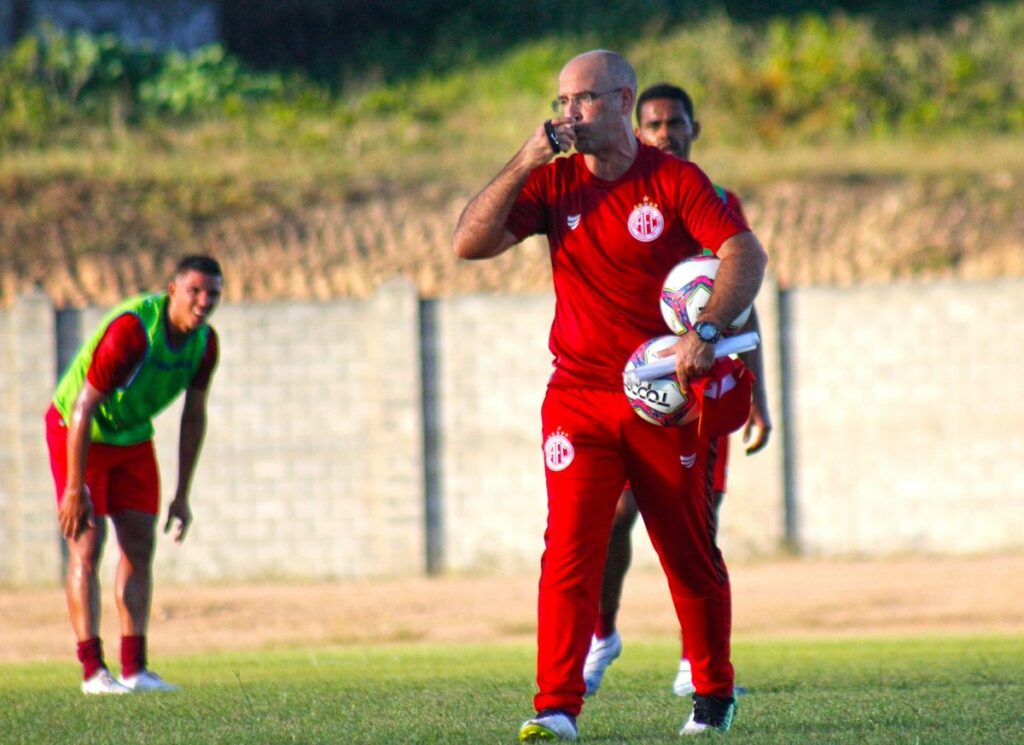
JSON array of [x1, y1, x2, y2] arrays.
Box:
[[46, 255, 223, 694]]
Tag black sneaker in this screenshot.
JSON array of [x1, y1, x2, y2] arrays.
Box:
[[679, 694, 736, 735]]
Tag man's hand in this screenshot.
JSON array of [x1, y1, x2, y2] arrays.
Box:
[[58, 485, 94, 540], [533, 117, 576, 161], [163, 496, 193, 543], [743, 402, 773, 455], [452, 118, 573, 262], [666, 332, 715, 390]]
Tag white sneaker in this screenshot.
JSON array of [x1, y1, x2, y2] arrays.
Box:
[[582, 631, 622, 696], [673, 658, 696, 697], [118, 670, 180, 693], [518, 709, 579, 742], [81, 668, 131, 695]]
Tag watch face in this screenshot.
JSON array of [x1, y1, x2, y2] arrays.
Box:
[[697, 322, 718, 342]]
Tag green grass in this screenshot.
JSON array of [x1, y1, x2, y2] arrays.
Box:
[[1, 636, 1022, 744]]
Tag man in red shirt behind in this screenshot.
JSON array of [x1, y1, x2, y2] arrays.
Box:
[[46, 255, 222, 695], [453, 50, 767, 740]]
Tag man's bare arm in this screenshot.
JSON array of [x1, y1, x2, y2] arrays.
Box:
[[698, 231, 768, 330], [669, 234, 773, 442], [736, 306, 773, 454], [669, 231, 768, 386], [59, 382, 106, 539], [164, 385, 209, 543], [452, 118, 574, 260]]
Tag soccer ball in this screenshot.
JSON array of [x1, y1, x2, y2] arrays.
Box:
[[660, 255, 752, 336], [622, 336, 698, 427]]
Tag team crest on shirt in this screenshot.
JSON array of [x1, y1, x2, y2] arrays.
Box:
[[544, 428, 575, 471], [627, 197, 664, 242]]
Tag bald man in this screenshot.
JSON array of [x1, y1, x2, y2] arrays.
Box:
[[454, 49, 767, 740]]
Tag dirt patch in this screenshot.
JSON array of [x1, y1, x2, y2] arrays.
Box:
[[2, 554, 1022, 664], [2, 173, 1023, 308]]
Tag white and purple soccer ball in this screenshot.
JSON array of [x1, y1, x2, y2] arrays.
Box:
[[660, 255, 752, 336], [622, 335, 698, 427]]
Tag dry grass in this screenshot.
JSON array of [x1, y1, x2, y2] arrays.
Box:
[[2, 114, 1023, 308], [2, 158, 1021, 308]]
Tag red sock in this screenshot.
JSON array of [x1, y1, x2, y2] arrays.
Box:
[[76, 637, 105, 681], [120, 635, 147, 678], [595, 612, 618, 639]]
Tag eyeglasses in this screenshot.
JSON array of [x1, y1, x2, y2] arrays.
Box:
[[550, 88, 624, 114]]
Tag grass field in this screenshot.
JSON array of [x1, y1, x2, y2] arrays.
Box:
[[2, 635, 1021, 744]]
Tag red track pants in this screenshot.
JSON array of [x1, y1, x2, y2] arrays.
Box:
[[535, 386, 734, 716]]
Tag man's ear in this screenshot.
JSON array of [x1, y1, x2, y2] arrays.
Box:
[[691, 120, 702, 143], [619, 86, 635, 117]]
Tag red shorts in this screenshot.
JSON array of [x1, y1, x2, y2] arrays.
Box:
[[45, 404, 160, 516]]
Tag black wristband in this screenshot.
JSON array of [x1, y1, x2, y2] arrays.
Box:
[[543, 120, 560, 154]]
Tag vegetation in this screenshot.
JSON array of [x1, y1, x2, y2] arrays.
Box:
[[223, 0, 1012, 85], [1, 3, 1021, 303], [1, 4, 1022, 174], [1, 636, 1022, 743]]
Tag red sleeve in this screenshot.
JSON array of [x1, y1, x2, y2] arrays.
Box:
[[506, 163, 554, 241], [676, 162, 749, 253], [86, 314, 149, 394], [724, 189, 749, 224], [189, 327, 219, 390]]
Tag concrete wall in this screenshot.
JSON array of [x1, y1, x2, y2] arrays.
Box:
[[1, 276, 1022, 586], [152, 281, 427, 582], [435, 293, 554, 572], [0, 292, 60, 585], [787, 279, 1024, 555]]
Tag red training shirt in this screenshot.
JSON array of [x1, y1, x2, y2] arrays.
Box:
[[506, 143, 749, 390]]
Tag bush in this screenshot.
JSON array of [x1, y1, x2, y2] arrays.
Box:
[[137, 45, 288, 117], [631, 3, 1024, 144], [0, 25, 305, 147]]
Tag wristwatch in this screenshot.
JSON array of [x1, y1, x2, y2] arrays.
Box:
[[693, 320, 722, 344]]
